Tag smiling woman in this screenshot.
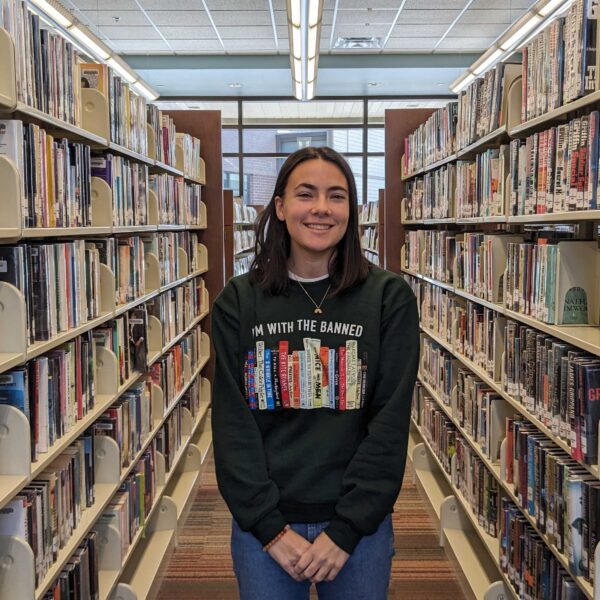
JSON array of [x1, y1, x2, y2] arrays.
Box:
[[210, 146, 421, 600]]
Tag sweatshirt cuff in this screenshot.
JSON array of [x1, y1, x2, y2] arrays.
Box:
[[324, 517, 363, 554], [250, 510, 288, 547]]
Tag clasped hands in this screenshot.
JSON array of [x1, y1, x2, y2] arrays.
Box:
[[267, 528, 349, 583]]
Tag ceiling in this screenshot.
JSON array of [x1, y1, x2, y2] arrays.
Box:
[[59, 0, 536, 97]]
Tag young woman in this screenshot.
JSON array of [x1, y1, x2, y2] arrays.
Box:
[[211, 146, 419, 599]]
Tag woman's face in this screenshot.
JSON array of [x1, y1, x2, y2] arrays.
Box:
[[275, 158, 350, 262]]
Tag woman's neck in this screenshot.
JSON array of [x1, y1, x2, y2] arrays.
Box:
[[288, 248, 332, 279]]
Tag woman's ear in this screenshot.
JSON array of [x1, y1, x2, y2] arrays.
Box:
[[274, 196, 285, 221]]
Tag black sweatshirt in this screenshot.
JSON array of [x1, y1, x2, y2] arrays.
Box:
[[210, 266, 419, 554]]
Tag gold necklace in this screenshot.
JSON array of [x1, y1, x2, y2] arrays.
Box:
[[296, 281, 331, 315]]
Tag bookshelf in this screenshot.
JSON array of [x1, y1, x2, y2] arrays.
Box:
[[359, 189, 384, 267], [0, 14, 217, 598], [397, 17, 600, 594]]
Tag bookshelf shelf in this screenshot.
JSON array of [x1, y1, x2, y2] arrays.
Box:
[[510, 89, 600, 139], [0, 28, 16, 110], [13, 101, 106, 146], [235, 246, 255, 258], [361, 246, 378, 255], [455, 125, 508, 159], [21, 227, 112, 238], [402, 153, 457, 182], [455, 216, 506, 224], [233, 221, 254, 226], [507, 210, 600, 223], [112, 225, 157, 234], [107, 143, 154, 168], [153, 160, 183, 177], [0, 155, 21, 240]]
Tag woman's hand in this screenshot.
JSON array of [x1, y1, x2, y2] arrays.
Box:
[[293, 532, 350, 583], [267, 529, 312, 581]]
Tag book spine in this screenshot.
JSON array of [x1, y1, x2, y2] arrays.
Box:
[[279, 341, 290, 408], [339, 347, 347, 411]]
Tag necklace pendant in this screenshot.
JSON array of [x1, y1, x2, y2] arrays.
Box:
[[314, 308, 323, 315]]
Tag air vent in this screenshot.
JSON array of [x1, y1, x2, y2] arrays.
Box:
[[333, 36, 382, 49]]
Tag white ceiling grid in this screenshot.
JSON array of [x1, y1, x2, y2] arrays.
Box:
[[64, 0, 536, 56]]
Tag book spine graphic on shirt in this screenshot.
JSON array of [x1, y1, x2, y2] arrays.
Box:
[[256, 341, 266, 410], [329, 348, 336, 409], [279, 341, 290, 408], [292, 351, 300, 408], [303, 340, 314, 408], [299, 350, 308, 409], [264, 347, 274, 410], [345, 340, 358, 410], [271, 348, 282, 409], [339, 346, 347, 410], [244, 342, 367, 411], [320, 346, 329, 409]]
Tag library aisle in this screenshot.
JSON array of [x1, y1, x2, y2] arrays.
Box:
[[155, 453, 468, 600]]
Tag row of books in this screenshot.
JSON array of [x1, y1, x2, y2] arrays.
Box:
[[456, 64, 520, 150], [360, 227, 378, 253], [155, 231, 202, 286], [81, 63, 147, 157], [402, 102, 458, 176], [234, 253, 254, 277], [417, 389, 499, 535], [456, 148, 509, 218], [233, 201, 258, 225], [404, 229, 600, 326], [2, 0, 81, 126], [522, 0, 600, 122], [234, 229, 255, 255], [363, 249, 379, 267], [404, 165, 454, 221], [244, 339, 368, 411], [0, 432, 95, 585], [176, 132, 201, 180], [358, 200, 379, 224], [0, 120, 92, 228], [410, 274, 600, 468], [146, 277, 205, 346], [158, 113, 176, 168], [92, 154, 148, 228], [509, 112, 600, 215], [149, 174, 204, 226]]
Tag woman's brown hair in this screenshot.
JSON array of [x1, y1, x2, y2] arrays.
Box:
[[249, 146, 370, 296]]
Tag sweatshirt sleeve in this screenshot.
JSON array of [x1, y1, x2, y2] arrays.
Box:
[[210, 281, 287, 546], [324, 277, 420, 554]]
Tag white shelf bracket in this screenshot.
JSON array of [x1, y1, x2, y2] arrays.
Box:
[[96, 346, 119, 397], [94, 435, 121, 484], [110, 583, 137, 600], [0, 536, 34, 598], [484, 580, 510, 600], [0, 405, 31, 476], [96, 523, 123, 572]]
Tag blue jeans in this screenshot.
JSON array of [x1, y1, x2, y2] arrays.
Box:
[[231, 514, 394, 600]]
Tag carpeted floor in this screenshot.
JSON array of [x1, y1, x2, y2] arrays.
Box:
[[156, 453, 468, 599]]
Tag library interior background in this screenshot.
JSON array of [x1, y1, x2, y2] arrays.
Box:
[[4, 0, 600, 598]]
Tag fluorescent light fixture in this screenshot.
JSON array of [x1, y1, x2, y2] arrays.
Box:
[[295, 81, 302, 99], [69, 26, 110, 60], [306, 81, 315, 100], [500, 14, 542, 49], [308, 26, 318, 59], [308, 0, 320, 27], [293, 58, 302, 82], [473, 48, 503, 75], [538, 0, 567, 16], [132, 80, 159, 101], [29, 0, 72, 28], [292, 26, 302, 58], [290, 0, 301, 27], [451, 72, 475, 94], [307, 58, 316, 82], [108, 57, 136, 83]]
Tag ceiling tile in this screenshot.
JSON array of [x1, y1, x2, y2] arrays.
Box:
[[399, 9, 461, 25], [459, 10, 513, 24], [145, 11, 212, 26], [210, 10, 272, 26], [384, 37, 439, 50], [340, 0, 412, 7], [449, 22, 507, 37], [168, 39, 225, 51], [158, 27, 217, 39], [436, 36, 497, 49], [223, 38, 277, 50], [391, 24, 449, 37], [70, 0, 138, 9], [219, 25, 276, 39], [112, 39, 171, 51], [404, 0, 467, 7], [139, 0, 208, 8], [334, 24, 390, 38], [79, 10, 148, 27], [99, 26, 162, 40], [335, 9, 396, 25], [207, 0, 274, 8]]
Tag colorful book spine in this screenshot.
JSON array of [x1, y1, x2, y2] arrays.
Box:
[[329, 348, 336, 409], [271, 348, 281, 409], [299, 350, 307, 409], [346, 340, 358, 410], [339, 347, 347, 411], [320, 347, 330, 409], [279, 341, 290, 408], [256, 341, 266, 410], [264, 348, 274, 410]]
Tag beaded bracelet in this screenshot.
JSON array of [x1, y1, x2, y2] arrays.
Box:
[[263, 525, 291, 552]]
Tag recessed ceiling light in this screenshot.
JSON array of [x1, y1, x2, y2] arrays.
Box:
[[334, 36, 382, 49], [368, 82, 381, 87], [228, 83, 242, 88]]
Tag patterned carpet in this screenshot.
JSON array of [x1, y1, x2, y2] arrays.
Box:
[[156, 453, 468, 599]]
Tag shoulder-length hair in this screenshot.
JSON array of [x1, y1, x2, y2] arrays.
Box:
[[249, 146, 370, 296]]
